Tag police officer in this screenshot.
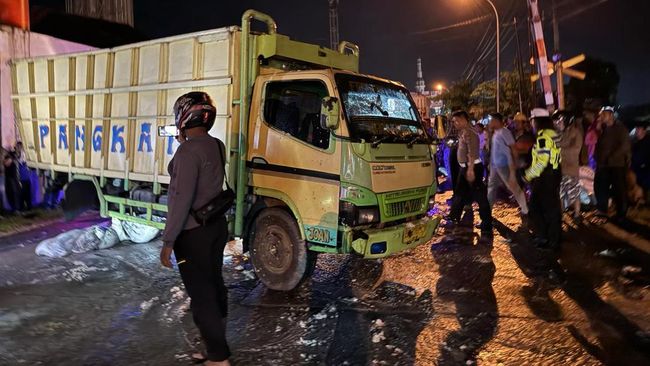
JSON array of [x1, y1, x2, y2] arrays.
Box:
[[446, 110, 492, 234], [524, 108, 562, 249], [159, 92, 231, 366]]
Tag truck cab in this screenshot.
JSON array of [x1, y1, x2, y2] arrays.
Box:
[[245, 67, 439, 290]]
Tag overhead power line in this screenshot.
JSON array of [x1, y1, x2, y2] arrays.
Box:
[[558, 0, 608, 22], [411, 14, 491, 35]]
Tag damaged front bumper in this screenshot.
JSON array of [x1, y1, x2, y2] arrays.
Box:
[[345, 215, 441, 259]]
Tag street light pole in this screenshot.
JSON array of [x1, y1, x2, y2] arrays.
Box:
[[484, 0, 500, 112], [435, 83, 448, 114]]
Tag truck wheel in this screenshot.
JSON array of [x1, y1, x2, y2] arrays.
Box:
[[250, 208, 309, 291]]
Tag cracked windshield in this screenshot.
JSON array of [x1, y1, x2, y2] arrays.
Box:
[[336, 74, 427, 145]]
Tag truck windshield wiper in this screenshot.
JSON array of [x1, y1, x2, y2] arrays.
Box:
[[406, 134, 424, 148], [370, 135, 391, 148], [369, 101, 389, 116]]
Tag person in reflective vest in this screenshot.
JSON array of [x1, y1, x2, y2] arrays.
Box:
[[524, 109, 562, 250]]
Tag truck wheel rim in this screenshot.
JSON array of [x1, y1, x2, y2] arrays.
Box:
[[260, 225, 292, 274]]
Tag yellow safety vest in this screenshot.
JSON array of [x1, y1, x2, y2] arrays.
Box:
[[525, 129, 561, 181]]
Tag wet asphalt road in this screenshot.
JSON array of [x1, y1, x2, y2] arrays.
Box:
[[0, 194, 649, 366]]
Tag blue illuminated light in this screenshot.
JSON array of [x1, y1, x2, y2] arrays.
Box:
[[370, 241, 387, 254]]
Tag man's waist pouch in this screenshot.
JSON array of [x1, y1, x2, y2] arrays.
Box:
[[191, 188, 235, 226]]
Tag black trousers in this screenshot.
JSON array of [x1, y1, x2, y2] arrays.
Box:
[[529, 168, 562, 247], [595, 166, 628, 218], [173, 217, 230, 362], [5, 178, 21, 211], [20, 179, 32, 211], [450, 146, 460, 194], [449, 163, 492, 230]]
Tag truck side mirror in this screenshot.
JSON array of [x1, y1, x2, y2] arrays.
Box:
[[320, 96, 340, 130], [158, 125, 179, 137]]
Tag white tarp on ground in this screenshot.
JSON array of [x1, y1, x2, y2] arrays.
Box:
[[0, 26, 95, 149], [35, 217, 161, 258]]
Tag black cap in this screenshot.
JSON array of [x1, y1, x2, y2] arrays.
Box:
[[632, 119, 650, 128], [488, 112, 504, 121]]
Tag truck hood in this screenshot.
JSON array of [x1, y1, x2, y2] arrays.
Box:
[[369, 160, 434, 193], [341, 142, 435, 193]]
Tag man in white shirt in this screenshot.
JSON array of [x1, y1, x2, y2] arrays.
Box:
[[487, 113, 529, 217]]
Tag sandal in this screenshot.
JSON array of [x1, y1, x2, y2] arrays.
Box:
[[191, 352, 207, 364]]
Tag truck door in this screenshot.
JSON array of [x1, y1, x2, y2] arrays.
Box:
[[248, 73, 341, 248]]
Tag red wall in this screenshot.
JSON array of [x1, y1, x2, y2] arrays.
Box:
[[0, 0, 30, 29]]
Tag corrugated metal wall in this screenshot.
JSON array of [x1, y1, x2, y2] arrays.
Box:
[[65, 0, 134, 27]]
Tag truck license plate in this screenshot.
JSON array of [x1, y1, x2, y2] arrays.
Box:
[[403, 222, 426, 244]]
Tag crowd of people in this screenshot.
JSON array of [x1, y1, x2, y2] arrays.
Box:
[[435, 105, 649, 250], [0, 141, 65, 218], [1, 142, 33, 216]]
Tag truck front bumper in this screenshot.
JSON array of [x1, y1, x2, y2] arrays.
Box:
[[349, 215, 441, 258]]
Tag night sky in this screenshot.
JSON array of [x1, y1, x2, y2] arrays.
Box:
[[32, 0, 650, 106]]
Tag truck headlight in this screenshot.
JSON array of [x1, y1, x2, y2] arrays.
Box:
[[340, 202, 380, 226], [428, 196, 436, 210], [358, 207, 379, 224]]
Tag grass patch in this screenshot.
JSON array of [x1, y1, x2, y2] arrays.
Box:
[[0, 209, 63, 236]]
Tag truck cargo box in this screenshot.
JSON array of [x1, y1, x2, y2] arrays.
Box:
[[11, 27, 240, 185]]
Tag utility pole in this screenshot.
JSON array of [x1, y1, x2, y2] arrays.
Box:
[[552, 0, 565, 109], [527, 13, 537, 106], [328, 0, 339, 50], [528, 1, 585, 111], [528, 0, 555, 111], [482, 0, 500, 112], [513, 16, 525, 113]]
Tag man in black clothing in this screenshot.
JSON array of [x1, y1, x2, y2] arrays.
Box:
[[15, 142, 32, 211], [594, 107, 631, 220], [3, 150, 21, 212], [446, 110, 492, 234], [159, 92, 231, 366], [632, 122, 650, 201], [0, 148, 6, 214]]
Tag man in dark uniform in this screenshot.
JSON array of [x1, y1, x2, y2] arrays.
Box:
[[445, 110, 492, 234], [159, 92, 231, 366]]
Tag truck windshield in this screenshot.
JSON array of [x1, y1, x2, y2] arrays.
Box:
[[335, 74, 428, 145]]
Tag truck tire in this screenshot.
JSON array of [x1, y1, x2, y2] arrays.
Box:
[[250, 208, 309, 291]]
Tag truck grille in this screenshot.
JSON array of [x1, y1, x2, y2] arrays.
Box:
[[384, 197, 425, 218]]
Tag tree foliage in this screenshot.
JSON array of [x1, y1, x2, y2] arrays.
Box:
[[436, 80, 473, 112], [470, 70, 530, 118], [436, 57, 619, 118]]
